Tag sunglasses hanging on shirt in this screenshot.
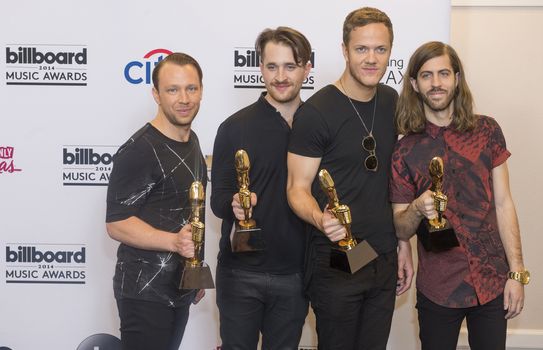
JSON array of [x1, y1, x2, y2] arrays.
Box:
[[362, 135, 377, 172]]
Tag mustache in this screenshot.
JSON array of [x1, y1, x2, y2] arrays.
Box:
[[272, 80, 290, 85], [429, 88, 447, 93]]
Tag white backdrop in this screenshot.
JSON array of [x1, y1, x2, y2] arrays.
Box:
[[0, 1, 449, 349]]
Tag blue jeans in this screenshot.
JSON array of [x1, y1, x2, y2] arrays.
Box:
[[417, 291, 507, 350], [216, 265, 309, 350]]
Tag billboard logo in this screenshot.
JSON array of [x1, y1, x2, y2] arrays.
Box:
[[5, 244, 87, 284], [62, 145, 117, 186], [5, 45, 88, 86], [0, 146, 22, 174], [124, 48, 172, 84], [6, 47, 87, 65], [6, 246, 86, 263], [233, 47, 315, 89]]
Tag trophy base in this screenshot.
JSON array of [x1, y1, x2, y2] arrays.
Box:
[[179, 262, 215, 289], [417, 220, 459, 253], [231, 225, 265, 253], [330, 240, 378, 274]]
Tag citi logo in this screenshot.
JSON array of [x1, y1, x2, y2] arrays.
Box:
[[63, 147, 113, 165], [124, 48, 172, 84], [6, 246, 86, 263], [6, 46, 87, 65], [234, 49, 315, 68]]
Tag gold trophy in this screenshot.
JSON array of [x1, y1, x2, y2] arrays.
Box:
[[318, 169, 377, 274], [417, 157, 459, 252], [179, 181, 215, 289], [231, 150, 265, 253]]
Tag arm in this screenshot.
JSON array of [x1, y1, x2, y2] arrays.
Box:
[[396, 238, 414, 295], [106, 216, 194, 258], [210, 123, 258, 221], [286, 152, 345, 242], [493, 161, 525, 319], [391, 190, 435, 240], [210, 123, 238, 220]]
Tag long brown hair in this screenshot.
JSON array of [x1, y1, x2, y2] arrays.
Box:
[[395, 41, 475, 135]]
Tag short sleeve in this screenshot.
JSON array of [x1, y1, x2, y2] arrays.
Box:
[[289, 103, 329, 158], [106, 142, 156, 223], [389, 141, 417, 204], [487, 117, 511, 168]]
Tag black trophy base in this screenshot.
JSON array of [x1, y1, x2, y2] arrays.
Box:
[[330, 240, 378, 274], [417, 220, 459, 253], [179, 263, 215, 289], [232, 225, 265, 253]]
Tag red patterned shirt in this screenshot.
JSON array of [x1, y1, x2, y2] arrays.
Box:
[[390, 115, 510, 308]]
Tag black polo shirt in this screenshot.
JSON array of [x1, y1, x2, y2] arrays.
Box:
[[211, 93, 306, 274]]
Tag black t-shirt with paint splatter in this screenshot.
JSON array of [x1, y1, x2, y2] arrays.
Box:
[[106, 123, 207, 307]]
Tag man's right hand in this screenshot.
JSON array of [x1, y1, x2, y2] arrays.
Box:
[[231, 192, 257, 221], [175, 223, 195, 258], [414, 190, 438, 220], [321, 206, 347, 242]]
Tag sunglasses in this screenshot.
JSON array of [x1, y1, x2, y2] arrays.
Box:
[[362, 135, 378, 172]]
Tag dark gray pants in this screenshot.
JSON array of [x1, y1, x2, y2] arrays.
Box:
[[417, 292, 507, 350], [216, 265, 309, 350], [116, 297, 192, 350], [308, 250, 398, 350]]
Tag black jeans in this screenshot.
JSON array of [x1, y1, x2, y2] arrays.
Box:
[[216, 265, 309, 350], [116, 297, 192, 350], [417, 292, 507, 350], [308, 250, 398, 350]]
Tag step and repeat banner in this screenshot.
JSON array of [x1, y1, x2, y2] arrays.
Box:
[[0, 1, 449, 349]]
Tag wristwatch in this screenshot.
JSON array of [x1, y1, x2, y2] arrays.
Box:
[[508, 269, 530, 285]]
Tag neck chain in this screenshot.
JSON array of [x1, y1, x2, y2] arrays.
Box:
[[339, 78, 377, 137]]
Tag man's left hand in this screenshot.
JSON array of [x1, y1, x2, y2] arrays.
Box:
[[396, 239, 414, 296], [504, 279, 525, 319]]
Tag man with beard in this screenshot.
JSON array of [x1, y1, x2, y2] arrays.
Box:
[[211, 27, 311, 349], [390, 41, 528, 350], [287, 7, 413, 349], [106, 52, 207, 350]]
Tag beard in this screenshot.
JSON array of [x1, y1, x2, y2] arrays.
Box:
[[421, 88, 455, 112]]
